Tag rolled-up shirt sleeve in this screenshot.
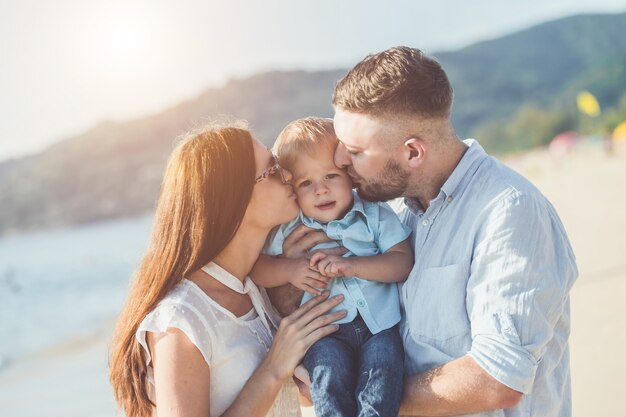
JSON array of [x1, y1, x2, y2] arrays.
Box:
[[466, 190, 577, 394]]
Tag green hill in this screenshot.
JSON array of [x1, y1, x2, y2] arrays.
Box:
[[0, 70, 343, 234], [436, 12, 626, 137], [1, 12, 625, 234]]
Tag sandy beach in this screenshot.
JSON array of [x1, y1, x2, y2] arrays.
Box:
[[0, 141, 624, 416], [0, 325, 116, 417]]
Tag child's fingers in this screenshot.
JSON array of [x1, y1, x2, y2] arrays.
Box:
[[323, 260, 337, 276], [317, 259, 331, 276], [327, 266, 336, 276], [294, 364, 311, 386], [309, 252, 326, 267]]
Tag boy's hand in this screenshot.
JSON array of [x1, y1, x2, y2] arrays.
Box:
[[293, 364, 312, 406], [309, 253, 356, 278], [288, 257, 332, 295], [293, 364, 311, 386]]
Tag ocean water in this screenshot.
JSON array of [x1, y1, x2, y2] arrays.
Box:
[[0, 214, 154, 366]]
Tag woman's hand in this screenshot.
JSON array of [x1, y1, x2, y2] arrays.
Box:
[[216, 293, 345, 417], [282, 225, 348, 259], [262, 291, 346, 381]]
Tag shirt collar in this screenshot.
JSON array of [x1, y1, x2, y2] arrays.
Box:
[[403, 139, 488, 213], [440, 139, 488, 199]]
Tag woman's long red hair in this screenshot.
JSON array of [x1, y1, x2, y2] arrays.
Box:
[[109, 124, 256, 417]]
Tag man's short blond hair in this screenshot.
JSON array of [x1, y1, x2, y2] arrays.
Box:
[[273, 117, 338, 171], [332, 46, 453, 119]]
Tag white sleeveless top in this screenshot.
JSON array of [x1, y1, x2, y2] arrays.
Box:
[[136, 262, 301, 417]]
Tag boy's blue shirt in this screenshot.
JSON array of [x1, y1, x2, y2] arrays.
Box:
[[263, 191, 411, 334]]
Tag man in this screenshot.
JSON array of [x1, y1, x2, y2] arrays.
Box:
[[329, 46, 578, 416]]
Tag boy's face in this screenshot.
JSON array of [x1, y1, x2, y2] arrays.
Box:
[[290, 144, 354, 223]]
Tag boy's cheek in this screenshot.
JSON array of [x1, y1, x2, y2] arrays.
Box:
[[294, 190, 310, 208]]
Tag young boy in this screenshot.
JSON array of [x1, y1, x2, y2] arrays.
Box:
[[251, 117, 413, 417]]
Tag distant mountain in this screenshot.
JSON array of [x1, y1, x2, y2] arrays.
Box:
[[1, 12, 625, 235], [437, 11, 626, 152], [0, 70, 344, 234]]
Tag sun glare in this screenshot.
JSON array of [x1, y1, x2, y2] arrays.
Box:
[[107, 24, 141, 60]]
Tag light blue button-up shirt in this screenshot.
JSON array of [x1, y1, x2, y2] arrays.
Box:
[[393, 139, 578, 417], [264, 191, 411, 334]]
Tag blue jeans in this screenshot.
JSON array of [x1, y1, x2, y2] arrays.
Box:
[[303, 315, 404, 417]]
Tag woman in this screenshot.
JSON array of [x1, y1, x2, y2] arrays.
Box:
[[109, 122, 346, 417]]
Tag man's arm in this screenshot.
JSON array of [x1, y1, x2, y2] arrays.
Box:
[[401, 193, 576, 416], [266, 284, 304, 318], [400, 355, 522, 417]]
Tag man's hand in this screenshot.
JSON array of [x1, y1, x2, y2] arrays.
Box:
[[288, 257, 332, 295], [310, 252, 356, 278]]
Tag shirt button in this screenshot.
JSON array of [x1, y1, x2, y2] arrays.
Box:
[[421, 219, 430, 226], [357, 300, 366, 307], [447, 196, 453, 203]]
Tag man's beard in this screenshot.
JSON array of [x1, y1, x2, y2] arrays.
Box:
[[356, 159, 409, 202]]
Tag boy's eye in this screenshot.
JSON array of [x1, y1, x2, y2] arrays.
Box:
[[325, 173, 339, 180], [298, 180, 311, 188]]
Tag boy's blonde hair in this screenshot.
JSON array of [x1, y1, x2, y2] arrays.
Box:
[[273, 117, 338, 171]]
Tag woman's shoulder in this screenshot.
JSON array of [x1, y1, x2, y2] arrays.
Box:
[[163, 278, 198, 300], [151, 279, 224, 329], [137, 279, 218, 366]]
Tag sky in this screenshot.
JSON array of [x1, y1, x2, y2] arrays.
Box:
[[1, 0, 625, 162]]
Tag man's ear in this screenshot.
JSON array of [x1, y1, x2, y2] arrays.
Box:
[[404, 138, 425, 168]]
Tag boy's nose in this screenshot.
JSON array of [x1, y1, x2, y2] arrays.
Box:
[[334, 142, 351, 168], [314, 183, 329, 195]]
